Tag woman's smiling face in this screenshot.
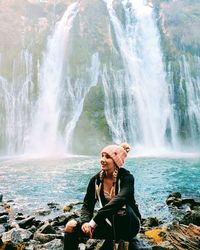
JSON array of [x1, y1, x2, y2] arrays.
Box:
[[100, 152, 115, 174]]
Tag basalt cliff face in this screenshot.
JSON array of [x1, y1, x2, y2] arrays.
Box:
[[155, 0, 200, 146], [0, 0, 199, 155]]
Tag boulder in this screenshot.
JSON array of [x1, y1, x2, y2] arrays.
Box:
[[41, 239, 63, 250], [47, 202, 61, 210], [0, 224, 5, 234], [0, 240, 26, 250], [27, 238, 63, 250], [85, 239, 105, 250], [166, 193, 200, 209], [63, 204, 73, 212], [0, 215, 8, 224], [34, 209, 51, 217], [167, 192, 182, 199], [33, 232, 62, 244], [181, 209, 200, 226], [36, 222, 57, 234], [63, 202, 83, 213], [142, 217, 160, 228], [51, 213, 74, 227], [2, 228, 32, 243], [166, 223, 200, 249], [0, 193, 3, 202], [142, 223, 200, 250], [18, 216, 35, 229]]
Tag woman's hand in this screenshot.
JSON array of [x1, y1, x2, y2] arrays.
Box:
[[65, 219, 77, 233], [81, 222, 93, 238]]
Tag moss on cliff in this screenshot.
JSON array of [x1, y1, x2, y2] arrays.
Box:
[[67, 0, 124, 153], [72, 84, 112, 155]]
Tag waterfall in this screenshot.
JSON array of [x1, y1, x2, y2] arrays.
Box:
[[102, 67, 128, 143], [26, 3, 79, 156], [63, 52, 100, 152], [104, 0, 177, 152], [26, 2, 100, 156], [179, 55, 200, 147], [0, 50, 33, 155], [1, 0, 199, 157]]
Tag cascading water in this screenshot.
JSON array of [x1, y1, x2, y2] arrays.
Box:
[[0, 50, 33, 155], [104, 0, 177, 152], [0, 1, 199, 157], [63, 53, 100, 151], [26, 3, 79, 156], [26, 2, 100, 156], [179, 55, 200, 147]]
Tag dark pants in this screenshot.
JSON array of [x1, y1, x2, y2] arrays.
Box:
[[64, 206, 140, 250]]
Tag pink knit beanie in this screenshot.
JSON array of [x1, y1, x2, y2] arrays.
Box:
[[101, 143, 131, 168]]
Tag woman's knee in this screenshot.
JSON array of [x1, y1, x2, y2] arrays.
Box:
[[65, 219, 78, 233]]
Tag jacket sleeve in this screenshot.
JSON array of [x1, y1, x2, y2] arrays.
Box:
[[93, 174, 134, 225], [80, 176, 97, 224]]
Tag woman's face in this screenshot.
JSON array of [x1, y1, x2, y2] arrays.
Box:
[[100, 152, 115, 173]]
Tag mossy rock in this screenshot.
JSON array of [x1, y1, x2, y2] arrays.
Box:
[[72, 83, 112, 155]]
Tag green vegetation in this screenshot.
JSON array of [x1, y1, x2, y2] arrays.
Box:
[[72, 84, 112, 155]]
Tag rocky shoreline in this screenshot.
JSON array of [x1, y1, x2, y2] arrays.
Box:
[[0, 192, 200, 250]]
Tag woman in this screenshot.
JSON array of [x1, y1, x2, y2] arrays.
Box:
[[64, 143, 141, 250]]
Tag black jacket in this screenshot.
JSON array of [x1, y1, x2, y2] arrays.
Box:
[[80, 168, 141, 225]]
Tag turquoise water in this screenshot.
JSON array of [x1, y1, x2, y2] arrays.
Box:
[[0, 156, 200, 222]]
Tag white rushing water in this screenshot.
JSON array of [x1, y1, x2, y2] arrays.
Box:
[[26, 3, 79, 156], [64, 53, 100, 151], [0, 1, 200, 157], [0, 50, 33, 155], [104, 0, 177, 153], [179, 55, 200, 147], [26, 2, 100, 156]]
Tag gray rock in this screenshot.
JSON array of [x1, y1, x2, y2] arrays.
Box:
[[167, 192, 182, 199], [51, 214, 70, 226], [0, 211, 9, 216], [47, 202, 61, 210], [42, 239, 63, 250], [166, 197, 182, 207], [2, 228, 32, 243], [181, 209, 200, 226], [0, 206, 5, 214], [131, 237, 152, 250], [37, 222, 57, 234], [142, 217, 160, 228], [63, 204, 73, 212], [15, 215, 26, 220], [0, 224, 5, 234], [0, 193, 3, 202], [27, 239, 63, 250], [85, 239, 105, 250], [35, 209, 51, 216], [0, 215, 8, 223], [78, 243, 86, 250], [25, 239, 41, 250], [29, 225, 37, 233], [33, 232, 62, 244], [18, 215, 35, 228]]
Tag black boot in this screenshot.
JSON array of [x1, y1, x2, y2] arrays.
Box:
[[100, 239, 114, 250], [64, 232, 79, 250]]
